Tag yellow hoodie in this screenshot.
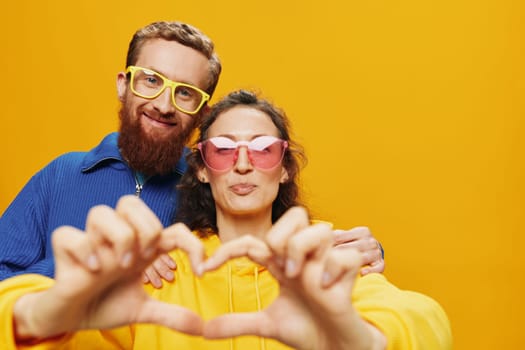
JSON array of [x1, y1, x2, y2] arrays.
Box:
[[0, 234, 452, 350]]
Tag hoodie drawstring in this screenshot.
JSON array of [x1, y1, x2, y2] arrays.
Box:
[[254, 267, 267, 350], [228, 263, 267, 350]]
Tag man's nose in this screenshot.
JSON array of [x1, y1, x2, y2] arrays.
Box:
[[153, 87, 176, 114]]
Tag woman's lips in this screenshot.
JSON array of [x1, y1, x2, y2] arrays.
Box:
[[230, 183, 256, 195]]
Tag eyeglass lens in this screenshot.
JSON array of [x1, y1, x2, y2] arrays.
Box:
[[131, 68, 204, 113], [200, 137, 287, 171]]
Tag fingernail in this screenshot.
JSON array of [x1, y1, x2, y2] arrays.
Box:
[[322, 271, 332, 287], [168, 260, 177, 269], [195, 264, 203, 277], [286, 259, 296, 277], [121, 251, 133, 267], [165, 271, 174, 281], [87, 254, 99, 270]]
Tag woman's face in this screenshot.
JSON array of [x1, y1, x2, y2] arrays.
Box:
[[198, 106, 289, 218]]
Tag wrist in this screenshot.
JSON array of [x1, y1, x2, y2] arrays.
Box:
[[13, 290, 70, 342], [362, 321, 387, 350], [13, 292, 44, 341]]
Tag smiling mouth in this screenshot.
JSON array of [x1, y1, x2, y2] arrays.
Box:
[[143, 112, 178, 127]]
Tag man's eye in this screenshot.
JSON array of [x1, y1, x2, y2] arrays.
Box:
[[176, 87, 196, 98], [143, 75, 160, 85]]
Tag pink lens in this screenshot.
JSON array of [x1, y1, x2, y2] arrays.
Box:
[[198, 136, 288, 171]]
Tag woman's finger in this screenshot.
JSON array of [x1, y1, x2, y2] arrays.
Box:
[[115, 195, 163, 260], [204, 312, 275, 339], [159, 223, 205, 275], [284, 223, 333, 278], [265, 206, 309, 258], [201, 235, 272, 272], [137, 299, 204, 336], [85, 204, 136, 268], [321, 248, 363, 288], [52, 226, 99, 271]]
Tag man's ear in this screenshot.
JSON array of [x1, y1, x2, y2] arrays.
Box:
[[197, 167, 209, 183], [196, 104, 211, 122], [201, 104, 211, 115], [116, 72, 128, 102], [280, 168, 289, 183]]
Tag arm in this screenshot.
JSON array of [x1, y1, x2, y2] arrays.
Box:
[[10, 195, 205, 343], [0, 174, 51, 280]]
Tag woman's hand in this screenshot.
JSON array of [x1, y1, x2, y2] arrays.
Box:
[[201, 207, 387, 350], [13, 195, 205, 342]]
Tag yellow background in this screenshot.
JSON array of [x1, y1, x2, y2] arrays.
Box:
[[1, 1, 523, 349]]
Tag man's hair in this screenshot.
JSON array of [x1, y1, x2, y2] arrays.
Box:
[[174, 90, 308, 236], [126, 21, 222, 97]]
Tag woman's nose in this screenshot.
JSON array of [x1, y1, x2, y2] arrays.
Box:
[[233, 147, 253, 173]]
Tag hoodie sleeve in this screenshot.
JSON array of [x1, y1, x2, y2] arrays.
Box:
[[353, 273, 453, 350], [0, 274, 133, 350]]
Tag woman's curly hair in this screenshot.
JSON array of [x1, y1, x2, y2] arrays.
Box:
[[174, 90, 307, 236]]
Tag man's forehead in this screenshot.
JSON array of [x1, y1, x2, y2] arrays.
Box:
[[135, 39, 210, 88]]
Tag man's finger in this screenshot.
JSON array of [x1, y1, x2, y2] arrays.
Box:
[[142, 266, 163, 288]]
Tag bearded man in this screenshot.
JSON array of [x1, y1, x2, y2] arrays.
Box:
[[0, 21, 221, 281]]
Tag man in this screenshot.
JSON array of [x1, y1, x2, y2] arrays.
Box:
[[0, 21, 384, 286]]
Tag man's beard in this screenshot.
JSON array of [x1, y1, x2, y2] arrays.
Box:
[[117, 97, 196, 177]]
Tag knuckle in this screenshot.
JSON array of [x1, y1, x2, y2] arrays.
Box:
[[116, 194, 141, 208], [287, 206, 309, 223], [86, 204, 112, 221]]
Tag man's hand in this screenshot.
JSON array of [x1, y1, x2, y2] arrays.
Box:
[[333, 227, 385, 275], [142, 254, 177, 288]]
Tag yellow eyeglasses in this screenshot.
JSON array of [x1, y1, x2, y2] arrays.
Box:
[[126, 66, 210, 115]]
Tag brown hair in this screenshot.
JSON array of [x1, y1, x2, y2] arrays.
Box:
[[126, 21, 222, 96], [174, 90, 307, 236]]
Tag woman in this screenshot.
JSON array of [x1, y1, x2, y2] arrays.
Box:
[[1, 90, 452, 349]]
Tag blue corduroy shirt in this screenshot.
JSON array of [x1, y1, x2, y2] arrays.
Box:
[[0, 133, 187, 280]]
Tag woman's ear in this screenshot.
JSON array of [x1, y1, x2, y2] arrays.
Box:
[[116, 72, 127, 102], [280, 168, 289, 183], [197, 167, 209, 183]]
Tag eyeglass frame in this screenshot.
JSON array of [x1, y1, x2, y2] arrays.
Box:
[[197, 135, 289, 172], [125, 65, 210, 115]]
